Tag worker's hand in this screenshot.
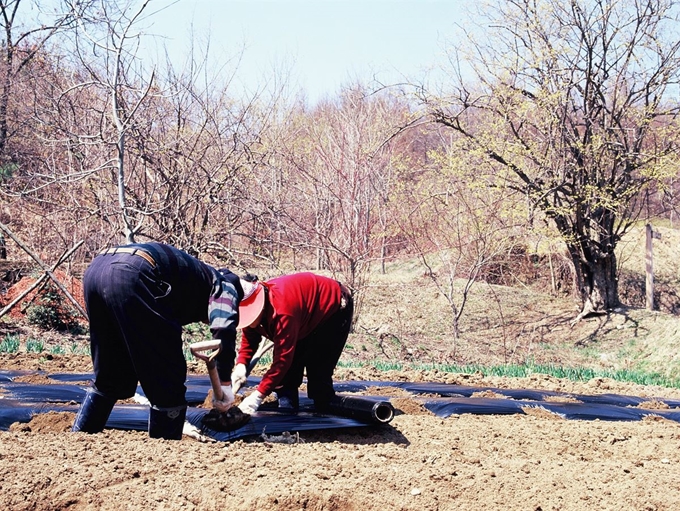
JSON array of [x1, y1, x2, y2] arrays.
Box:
[[182, 421, 215, 443], [212, 385, 235, 412], [238, 390, 263, 415], [231, 363, 247, 394]]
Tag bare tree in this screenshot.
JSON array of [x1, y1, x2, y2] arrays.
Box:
[[64, 0, 158, 244], [267, 87, 409, 322], [0, 0, 280, 265], [0, 0, 80, 155], [397, 129, 525, 346], [128, 43, 277, 261], [0, 0, 81, 257], [421, 0, 680, 317]]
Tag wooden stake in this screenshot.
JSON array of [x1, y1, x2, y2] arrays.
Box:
[[645, 223, 661, 311]]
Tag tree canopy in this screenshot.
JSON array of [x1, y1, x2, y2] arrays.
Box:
[[422, 0, 680, 314]]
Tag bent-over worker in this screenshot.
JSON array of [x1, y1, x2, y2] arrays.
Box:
[[232, 272, 353, 414], [72, 243, 244, 440]]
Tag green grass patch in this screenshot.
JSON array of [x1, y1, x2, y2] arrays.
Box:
[[255, 354, 272, 366], [0, 334, 20, 353], [69, 342, 90, 355], [26, 338, 45, 353], [335, 359, 680, 389], [183, 347, 195, 362], [50, 345, 66, 355]]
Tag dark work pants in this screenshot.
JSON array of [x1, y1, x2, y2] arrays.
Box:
[[277, 294, 354, 409], [83, 253, 187, 408]]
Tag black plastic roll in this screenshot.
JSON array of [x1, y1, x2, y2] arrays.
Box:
[[327, 394, 395, 424]]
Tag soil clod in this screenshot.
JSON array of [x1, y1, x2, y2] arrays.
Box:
[[201, 406, 251, 432]]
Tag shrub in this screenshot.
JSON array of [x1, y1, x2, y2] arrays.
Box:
[[25, 289, 85, 333]]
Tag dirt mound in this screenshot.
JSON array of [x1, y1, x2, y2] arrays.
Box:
[[0, 269, 86, 327], [9, 411, 75, 433]]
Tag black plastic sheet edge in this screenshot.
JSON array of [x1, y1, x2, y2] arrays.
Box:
[[422, 396, 680, 422], [2, 370, 680, 440], [6, 370, 680, 408], [0, 400, 379, 440]]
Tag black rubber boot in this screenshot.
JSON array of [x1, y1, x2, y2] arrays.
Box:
[[148, 405, 187, 440], [276, 388, 299, 413], [72, 388, 116, 433]]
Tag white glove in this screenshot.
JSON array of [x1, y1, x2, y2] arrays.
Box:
[[231, 363, 247, 394], [212, 385, 235, 412], [182, 421, 215, 443], [238, 390, 264, 415]]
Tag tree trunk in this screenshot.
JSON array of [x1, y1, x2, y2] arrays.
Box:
[[0, 26, 13, 157], [569, 246, 619, 316]]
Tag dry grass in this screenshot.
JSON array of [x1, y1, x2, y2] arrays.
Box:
[[345, 224, 680, 383]]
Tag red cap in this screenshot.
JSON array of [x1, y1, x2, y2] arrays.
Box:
[[237, 280, 265, 328]]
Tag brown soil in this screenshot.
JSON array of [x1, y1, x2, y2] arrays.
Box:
[[0, 267, 86, 323], [1, 353, 680, 510]]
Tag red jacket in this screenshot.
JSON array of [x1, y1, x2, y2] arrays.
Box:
[[236, 272, 343, 395]]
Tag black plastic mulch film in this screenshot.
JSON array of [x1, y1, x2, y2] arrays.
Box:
[[2, 370, 680, 441]]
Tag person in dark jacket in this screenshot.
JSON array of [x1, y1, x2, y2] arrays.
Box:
[[231, 272, 353, 414], [72, 243, 244, 440]]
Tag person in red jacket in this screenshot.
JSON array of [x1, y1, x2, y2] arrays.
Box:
[[232, 272, 353, 414]]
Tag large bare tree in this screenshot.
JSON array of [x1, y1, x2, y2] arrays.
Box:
[[65, 0, 158, 244], [422, 0, 680, 316], [0, 0, 277, 264]]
